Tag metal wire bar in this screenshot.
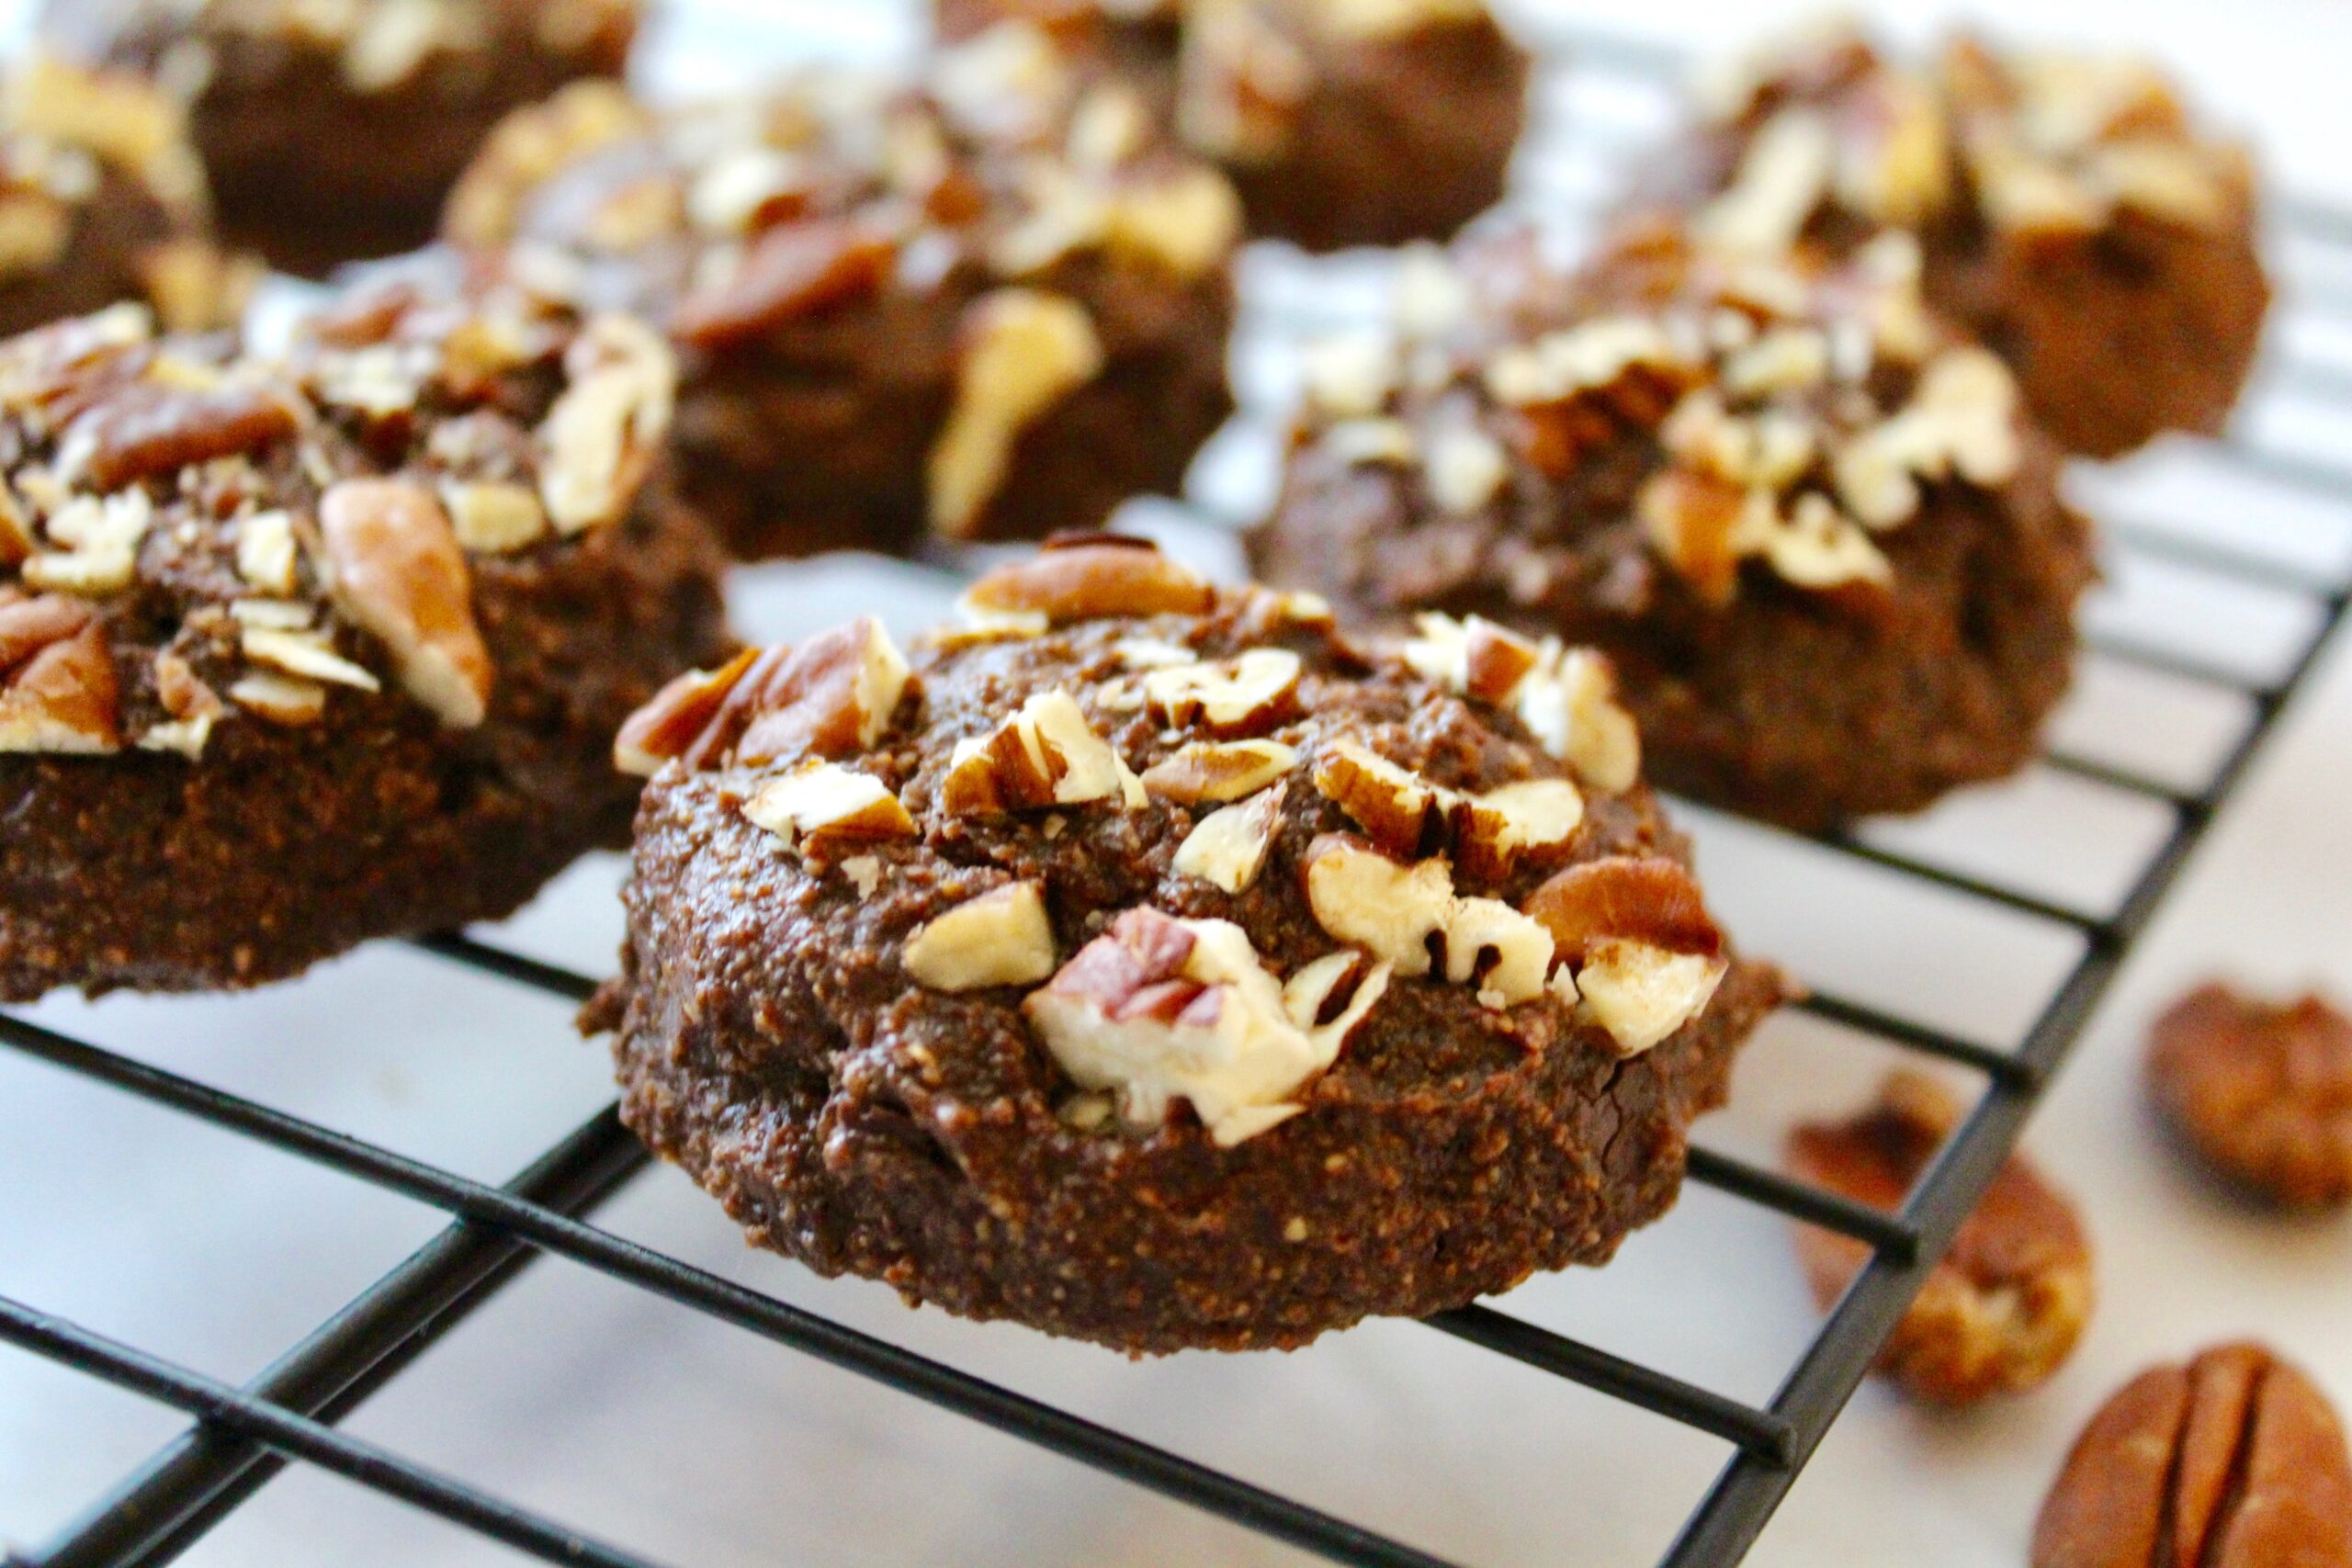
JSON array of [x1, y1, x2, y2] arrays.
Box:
[[0, 1015, 1457, 1568], [37, 1111, 650, 1568], [1790, 992, 2031, 1086], [0, 1297, 667, 1568]]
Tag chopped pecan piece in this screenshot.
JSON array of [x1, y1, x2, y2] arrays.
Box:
[[1141, 739, 1297, 805], [726, 619, 912, 769], [1143, 649, 1304, 738], [614, 649, 761, 777], [1173, 785, 1284, 894], [741, 761, 917, 854], [0, 596, 120, 753], [958, 537, 1216, 626], [61, 381, 300, 492], [941, 688, 1138, 814], [320, 479, 494, 728], [902, 884, 1058, 993], [1789, 1072, 2093, 1405], [669, 219, 896, 351], [1523, 855, 1723, 967]]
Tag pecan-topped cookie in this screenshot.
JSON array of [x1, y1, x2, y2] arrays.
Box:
[[39, 0, 639, 276], [588, 536, 1786, 1353], [1250, 220, 2097, 831], [0, 56, 254, 339], [1631, 21, 2269, 459], [0, 261, 729, 1000], [444, 35, 1242, 561], [934, 0, 1530, 252]]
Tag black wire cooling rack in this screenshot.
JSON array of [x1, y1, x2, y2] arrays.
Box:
[[7, 15, 2352, 1568]]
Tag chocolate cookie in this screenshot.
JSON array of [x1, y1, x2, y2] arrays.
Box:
[[935, 0, 1530, 253], [0, 260, 729, 1001], [0, 56, 254, 338], [1630, 22, 2269, 459], [589, 537, 1786, 1353], [1250, 221, 2097, 831], [444, 35, 1241, 562], [39, 0, 639, 277]]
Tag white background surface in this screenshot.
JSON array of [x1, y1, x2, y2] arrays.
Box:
[[3, 2, 2349, 1565]]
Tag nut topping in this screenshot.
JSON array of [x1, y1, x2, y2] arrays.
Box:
[[2035, 1344, 2351, 1568], [1399, 613, 1540, 705], [1300, 834, 1557, 1009], [728, 619, 911, 769], [1789, 1072, 2093, 1404], [1141, 739, 1297, 804], [958, 536, 1215, 626], [320, 479, 494, 729], [929, 288, 1105, 538], [1142, 649, 1304, 737], [0, 596, 120, 753], [614, 649, 761, 777], [1455, 779, 1587, 883], [537, 313, 675, 535], [1172, 784, 1283, 894], [903, 883, 1058, 993], [58, 381, 299, 493], [1524, 856, 1724, 967], [1022, 908, 1388, 1145], [742, 761, 917, 854], [2147, 983, 2352, 1211], [670, 220, 896, 351], [21, 491, 153, 597], [1312, 739, 1453, 859], [1575, 941, 1727, 1055], [942, 687, 1140, 814]]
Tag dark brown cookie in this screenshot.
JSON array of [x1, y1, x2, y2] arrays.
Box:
[[444, 38, 1241, 562], [0, 56, 254, 338], [1250, 220, 2097, 831], [589, 537, 1788, 1354], [1628, 22, 2269, 459], [0, 259, 730, 1001], [935, 0, 1531, 253], [39, 0, 639, 277]]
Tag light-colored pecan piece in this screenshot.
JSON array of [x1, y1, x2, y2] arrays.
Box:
[[741, 761, 916, 854], [320, 479, 494, 728], [0, 596, 120, 753], [1143, 649, 1303, 738], [1455, 778, 1586, 883], [1141, 739, 1296, 805], [929, 288, 1105, 538], [958, 536, 1215, 626], [1172, 784, 1284, 894], [538, 314, 675, 535], [614, 649, 761, 777], [1312, 739, 1453, 859], [902, 883, 1058, 993], [2035, 1344, 2352, 1568], [1790, 1071, 2094, 1406], [941, 688, 1139, 814], [1523, 855, 1724, 968], [726, 619, 911, 769]]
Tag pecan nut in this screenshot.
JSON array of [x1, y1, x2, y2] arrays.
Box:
[[2148, 982, 2352, 1210], [1786, 1071, 2092, 1405], [0, 594, 122, 753], [2034, 1344, 2352, 1568], [60, 380, 300, 492], [669, 219, 896, 351], [957, 536, 1215, 626], [320, 479, 494, 728]]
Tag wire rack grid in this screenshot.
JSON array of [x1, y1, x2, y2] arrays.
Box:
[[6, 15, 2352, 1568]]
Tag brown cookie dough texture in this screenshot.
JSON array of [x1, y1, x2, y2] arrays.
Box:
[[1637, 21, 2269, 459], [1250, 221, 2096, 831], [935, 0, 1530, 252], [39, 0, 639, 277], [0, 262, 731, 1001], [592, 536, 1786, 1353], [0, 56, 255, 338], [444, 34, 1242, 562]]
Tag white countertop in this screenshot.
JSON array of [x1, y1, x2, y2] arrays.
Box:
[[2, 3, 2348, 1565]]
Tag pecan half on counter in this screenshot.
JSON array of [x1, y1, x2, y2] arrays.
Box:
[[2149, 982, 2352, 1211]]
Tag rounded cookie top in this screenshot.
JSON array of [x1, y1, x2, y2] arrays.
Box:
[[1281, 217, 2053, 611], [0, 254, 677, 763], [1685, 20, 2256, 258], [617, 537, 1738, 1149], [47, 0, 639, 96]]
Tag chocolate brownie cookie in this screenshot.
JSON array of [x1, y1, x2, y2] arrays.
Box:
[[0, 56, 254, 339], [444, 35, 1240, 561], [0, 260, 729, 1001], [39, 0, 639, 277], [1632, 21, 2269, 459], [934, 0, 1530, 252], [1250, 221, 2097, 831], [589, 537, 1787, 1353]]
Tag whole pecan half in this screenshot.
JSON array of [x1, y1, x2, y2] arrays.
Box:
[[2148, 982, 2352, 1210], [1785, 1070, 2093, 1404], [2034, 1343, 2352, 1568]]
